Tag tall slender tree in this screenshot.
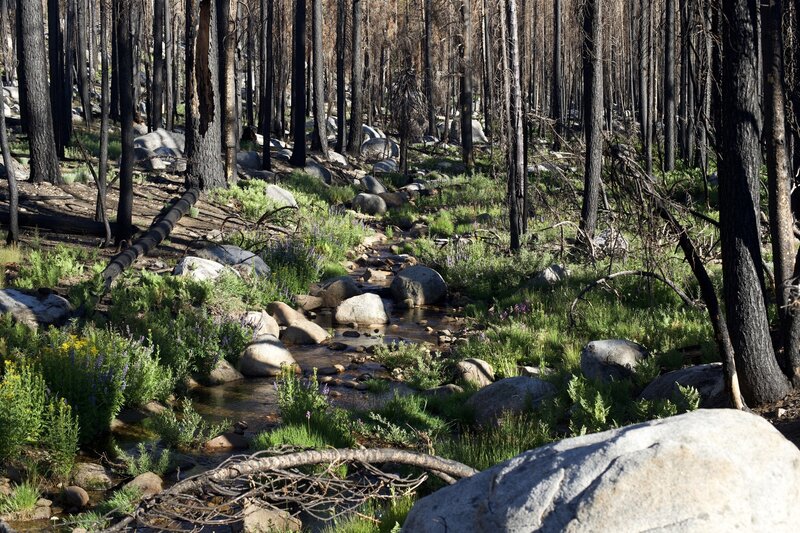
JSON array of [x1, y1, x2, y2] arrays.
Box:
[[261, 0, 273, 170], [335, 0, 347, 152], [664, 0, 676, 170], [579, 0, 603, 239], [504, 0, 524, 250], [152, 0, 166, 130], [310, 0, 328, 156], [347, 0, 364, 156], [115, 0, 134, 242], [289, 0, 307, 166], [220, 0, 238, 181], [424, 0, 435, 136], [719, 0, 791, 404], [18, 0, 61, 184], [552, 0, 563, 149], [459, 0, 474, 173]]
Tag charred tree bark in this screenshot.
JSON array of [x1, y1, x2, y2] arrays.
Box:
[[719, 0, 791, 404], [762, 0, 800, 380], [504, 0, 524, 251], [185, 0, 226, 189], [289, 0, 307, 166], [664, 0, 676, 171], [165, 0, 174, 130], [152, 0, 166, 129], [97, 0, 111, 240], [260, 0, 273, 170], [310, 0, 328, 156], [459, 0, 474, 173], [552, 0, 563, 149], [115, 0, 134, 243], [347, 0, 364, 156], [0, 90, 17, 244], [424, 0, 435, 136], [19, 0, 61, 184], [76, 0, 92, 127], [579, 0, 603, 239], [639, 0, 652, 174], [335, 0, 347, 152]]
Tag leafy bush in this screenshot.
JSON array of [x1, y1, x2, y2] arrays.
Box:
[[276, 366, 355, 447], [372, 393, 447, 437], [373, 342, 445, 390], [251, 423, 330, 450], [14, 244, 90, 289], [109, 272, 250, 379], [0, 361, 48, 460], [41, 398, 80, 480], [115, 443, 172, 476], [150, 400, 227, 450], [428, 210, 455, 237]]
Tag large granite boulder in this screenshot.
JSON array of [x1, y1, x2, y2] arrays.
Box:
[[580, 339, 649, 383], [320, 276, 363, 308], [0, 289, 71, 328], [465, 377, 556, 427], [173, 256, 235, 282], [640, 363, 728, 408], [238, 335, 296, 377], [195, 244, 270, 277], [390, 266, 447, 307], [353, 193, 387, 216], [334, 293, 389, 325], [403, 409, 800, 532], [265, 184, 298, 208], [361, 138, 399, 161]]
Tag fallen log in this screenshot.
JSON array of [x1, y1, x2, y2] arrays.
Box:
[[101, 187, 200, 287]]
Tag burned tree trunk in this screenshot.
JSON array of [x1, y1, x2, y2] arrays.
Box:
[[289, 0, 307, 166], [310, 0, 328, 156], [504, 0, 525, 250], [579, 0, 603, 239], [115, 0, 134, 242], [347, 0, 364, 156]]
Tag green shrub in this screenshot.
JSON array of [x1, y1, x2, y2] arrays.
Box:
[[251, 423, 330, 450], [109, 272, 250, 379], [95, 485, 143, 516], [373, 342, 445, 390], [0, 482, 41, 516], [41, 398, 80, 480], [428, 210, 455, 237], [115, 442, 172, 476], [0, 361, 48, 460], [14, 244, 90, 289], [150, 400, 228, 450], [438, 413, 552, 471], [373, 393, 446, 437]]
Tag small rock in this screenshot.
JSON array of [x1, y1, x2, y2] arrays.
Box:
[[241, 502, 302, 532], [204, 358, 244, 386], [335, 293, 389, 325], [265, 184, 298, 208], [320, 276, 363, 308], [639, 363, 727, 408], [205, 432, 251, 450], [530, 264, 570, 287], [281, 319, 331, 345], [421, 384, 465, 398], [241, 310, 281, 338], [195, 244, 270, 277], [362, 175, 387, 194], [295, 294, 324, 312], [466, 377, 556, 426], [72, 463, 113, 490], [267, 301, 306, 326], [390, 266, 448, 307], [353, 193, 387, 216], [343, 330, 361, 338], [328, 341, 348, 351], [173, 256, 235, 282], [581, 339, 649, 383], [319, 364, 345, 375], [355, 382, 369, 391], [0, 289, 72, 329], [238, 335, 297, 377], [124, 472, 163, 498], [454, 359, 494, 388], [62, 486, 90, 509]]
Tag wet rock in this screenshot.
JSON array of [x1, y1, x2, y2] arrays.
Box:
[[454, 358, 494, 389], [466, 377, 556, 427], [242, 310, 281, 338], [353, 193, 387, 215], [390, 265, 447, 307], [0, 289, 72, 329], [343, 330, 361, 338], [361, 138, 399, 161], [362, 175, 387, 194], [241, 502, 302, 532], [639, 363, 728, 408], [320, 276, 363, 308], [204, 358, 244, 386], [124, 472, 163, 498], [530, 264, 570, 288], [173, 256, 235, 282], [265, 184, 298, 208], [404, 410, 800, 532], [281, 319, 331, 345], [62, 486, 90, 508], [238, 335, 296, 377], [195, 244, 270, 278], [267, 301, 306, 326], [335, 293, 389, 325], [204, 431, 250, 450], [580, 339, 649, 383], [319, 364, 345, 375], [355, 382, 369, 391], [72, 463, 113, 490], [328, 341, 348, 351]]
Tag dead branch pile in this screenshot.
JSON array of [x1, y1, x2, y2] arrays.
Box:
[[104, 447, 478, 532]]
